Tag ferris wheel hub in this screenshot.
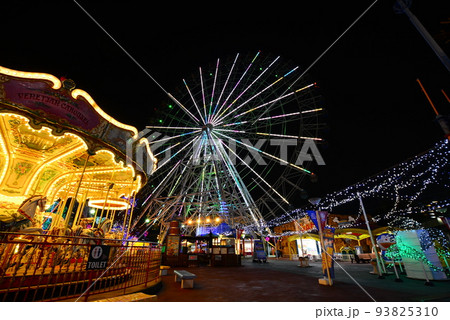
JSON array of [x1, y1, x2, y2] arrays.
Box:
[[202, 123, 214, 132]]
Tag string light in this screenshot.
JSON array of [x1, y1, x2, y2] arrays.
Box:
[[244, 139, 449, 236]]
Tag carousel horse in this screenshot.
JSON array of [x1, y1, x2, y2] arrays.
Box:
[[0, 195, 47, 234], [39, 219, 114, 269]]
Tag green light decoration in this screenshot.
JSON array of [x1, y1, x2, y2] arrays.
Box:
[[385, 232, 449, 273]]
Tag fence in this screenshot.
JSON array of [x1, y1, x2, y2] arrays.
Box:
[[0, 232, 161, 302]]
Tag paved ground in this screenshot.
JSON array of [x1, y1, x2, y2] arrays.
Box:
[[148, 257, 450, 302]]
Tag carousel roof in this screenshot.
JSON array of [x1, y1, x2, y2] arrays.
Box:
[[0, 65, 156, 211]]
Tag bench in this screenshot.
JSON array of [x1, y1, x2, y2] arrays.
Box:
[[357, 253, 376, 263], [160, 265, 170, 276], [174, 270, 196, 289]]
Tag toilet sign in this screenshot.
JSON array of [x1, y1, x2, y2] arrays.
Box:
[[86, 245, 110, 270]]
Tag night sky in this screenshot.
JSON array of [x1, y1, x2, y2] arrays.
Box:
[[2, 1, 449, 206]]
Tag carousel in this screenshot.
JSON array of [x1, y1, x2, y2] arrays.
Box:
[[0, 65, 161, 301]]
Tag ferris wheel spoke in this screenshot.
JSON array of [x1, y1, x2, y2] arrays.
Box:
[[211, 53, 239, 118], [215, 126, 323, 141], [141, 158, 184, 206], [142, 52, 323, 232], [154, 135, 200, 172], [215, 134, 290, 204], [213, 65, 300, 126], [167, 92, 201, 124], [209, 134, 263, 225], [212, 51, 260, 123], [251, 83, 316, 124], [214, 131, 313, 175], [199, 67, 208, 123], [212, 55, 281, 124], [207, 59, 220, 123], [167, 154, 200, 199], [253, 132, 323, 141], [183, 79, 206, 125], [257, 108, 323, 121], [147, 129, 201, 145], [217, 108, 323, 130], [229, 83, 316, 121], [153, 142, 181, 158], [231, 92, 295, 119], [146, 125, 201, 130]]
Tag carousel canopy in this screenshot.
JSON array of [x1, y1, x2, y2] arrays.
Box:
[[0, 65, 156, 216]]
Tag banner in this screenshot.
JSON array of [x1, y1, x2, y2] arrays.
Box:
[[322, 227, 335, 278], [297, 216, 315, 232], [253, 240, 267, 261], [307, 210, 328, 231]]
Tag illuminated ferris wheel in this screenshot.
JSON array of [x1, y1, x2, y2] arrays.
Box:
[[138, 52, 324, 238]]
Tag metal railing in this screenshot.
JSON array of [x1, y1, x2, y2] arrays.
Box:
[[0, 232, 161, 302]]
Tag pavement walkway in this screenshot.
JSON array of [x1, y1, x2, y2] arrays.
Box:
[[149, 257, 450, 302]]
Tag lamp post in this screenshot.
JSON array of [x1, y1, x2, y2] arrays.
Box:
[[394, 0, 450, 73], [309, 197, 333, 286], [357, 193, 385, 279]]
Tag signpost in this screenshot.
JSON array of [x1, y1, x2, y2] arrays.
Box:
[[253, 239, 267, 262], [307, 198, 333, 286], [86, 245, 110, 270]]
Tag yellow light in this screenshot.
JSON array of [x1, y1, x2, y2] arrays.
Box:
[[187, 220, 193, 225], [206, 217, 211, 223], [71, 89, 138, 138], [138, 138, 158, 173], [88, 199, 130, 210], [0, 65, 61, 89], [197, 218, 201, 223], [215, 217, 221, 223], [0, 194, 26, 205]]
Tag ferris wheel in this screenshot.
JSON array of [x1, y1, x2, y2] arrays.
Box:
[[137, 52, 324, 238]]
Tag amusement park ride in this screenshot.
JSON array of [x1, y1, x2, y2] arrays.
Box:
[[0, 65, 160, 301], [137, 52, 324, 242], [0, 52, 325, 300], [0, 65, 155, 236]]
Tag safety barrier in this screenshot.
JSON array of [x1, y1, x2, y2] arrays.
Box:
[[0, 232, 161, 301]]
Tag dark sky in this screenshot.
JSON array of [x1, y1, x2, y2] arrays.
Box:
[[2, 1, 449, 204]]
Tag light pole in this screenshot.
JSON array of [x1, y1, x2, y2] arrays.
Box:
[[358, 193, 385, 279], [309, 197, 333, 286], [394, 0, 450, 73]]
